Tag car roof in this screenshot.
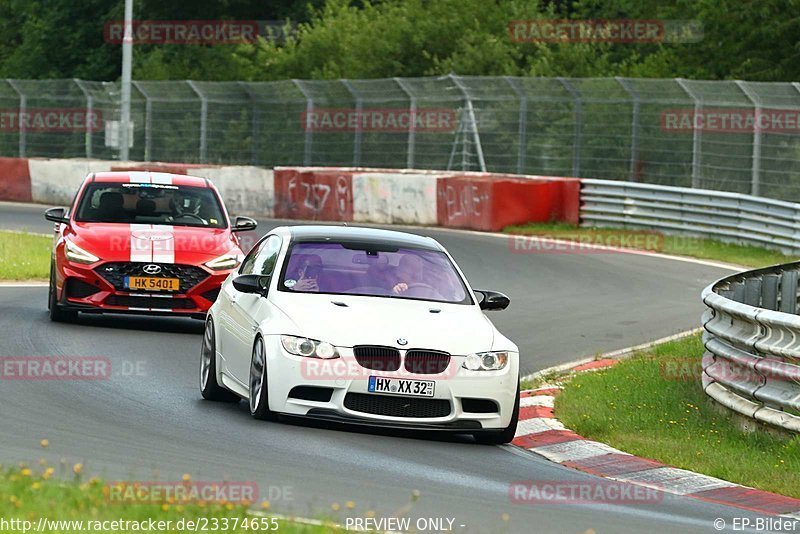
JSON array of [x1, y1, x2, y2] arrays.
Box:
[[278, 225, 442, 251], [90, 171, 210, 188]]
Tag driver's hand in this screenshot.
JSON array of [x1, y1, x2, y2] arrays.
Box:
[[392, 282, 408, 294], [295, 278, 319, 292]]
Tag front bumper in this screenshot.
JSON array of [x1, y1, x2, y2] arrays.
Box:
[[54, 254, 233, 319], [263, 336, 519, 431]]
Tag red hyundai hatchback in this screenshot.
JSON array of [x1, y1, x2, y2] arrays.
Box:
[[44, 171, 257, 322]]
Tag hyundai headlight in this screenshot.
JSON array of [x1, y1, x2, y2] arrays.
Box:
[[280, 335, 339, 359], [204, 251, 242, 271], [64, 238, 100, 265], [463, 351, 510, 371]]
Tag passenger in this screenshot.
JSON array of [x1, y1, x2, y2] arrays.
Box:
[[289, 255, 322, 292]]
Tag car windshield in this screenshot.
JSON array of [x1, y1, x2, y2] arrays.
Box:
[[74, 183, 226, 228], [279, 242, 472, 305]]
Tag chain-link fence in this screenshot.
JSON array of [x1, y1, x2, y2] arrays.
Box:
[[3, 75, 800, 201]]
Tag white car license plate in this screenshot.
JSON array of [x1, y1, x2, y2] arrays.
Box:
[[368, 376, 435, 397]]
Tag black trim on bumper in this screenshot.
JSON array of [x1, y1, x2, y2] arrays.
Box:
[[58, 302, 206, 321], [302, 409, 483, 431]]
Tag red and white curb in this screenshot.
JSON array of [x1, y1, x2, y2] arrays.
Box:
[[514, 363, 800, 518]]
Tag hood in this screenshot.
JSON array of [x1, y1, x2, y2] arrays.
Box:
[[68, 223, 239, 264], [271, 292, 497, 355]]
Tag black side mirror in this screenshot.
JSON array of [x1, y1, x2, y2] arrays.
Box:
[[45, 207, 69, 225], [475, 289, 510, 311], [232, 216, 258, 232], [233, 274, 270, 296]]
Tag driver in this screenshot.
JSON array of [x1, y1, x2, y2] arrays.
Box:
[[392, 254, 424, 294], [171, 192, 205, 223]]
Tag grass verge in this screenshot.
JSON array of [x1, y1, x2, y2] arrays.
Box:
[[0, 230, 51, 280], [504, 223, 798, 268], [0, 464, 340, 533], [555, 333, 800, 498]]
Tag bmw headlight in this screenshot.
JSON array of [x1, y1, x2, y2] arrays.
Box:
[[204, 250, 242, 271], [280, 335, 339, 359], [64, 238, 100, 264], [463, 351, 509, 371]]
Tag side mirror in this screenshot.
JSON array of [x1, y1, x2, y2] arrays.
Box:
[[232, 216, 258, 233], [233, 274, 270, 296], [475, 289, 510, 311], [45, 207, 69, 225]]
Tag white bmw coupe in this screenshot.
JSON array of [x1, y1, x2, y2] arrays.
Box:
[[200, 225, 520, 444]]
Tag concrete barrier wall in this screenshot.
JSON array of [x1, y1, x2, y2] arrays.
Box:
[[352, 172, 438, 225], [0, 158, 32, 202], [29, 159, 113, 204], [3, 159, 581, 232]]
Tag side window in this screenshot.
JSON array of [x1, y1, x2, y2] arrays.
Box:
[[251, 235, 282, 276], [239, 238, 267, 275], [239, 235, 281, 275]]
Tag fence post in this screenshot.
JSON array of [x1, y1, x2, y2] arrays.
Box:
[[341, 79, 362, 167], [394, 77, 416, 169], [132, 81, 151, 162], [240, 82, 260, 166], [186, 80, 208, 164], [504, 76, 527, 174], [616, 77, 640, 182], [735, 80, 762, 197], [450, 74, 486, 172], [676, 78, 702, 188], [73, 79, 93, 159], [7, 80, 25, 158], [293, 79, 313, 166], [557, 77, 581, 177]]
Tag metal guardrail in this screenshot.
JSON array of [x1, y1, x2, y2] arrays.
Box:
[[702, 265, 800, 433], [581, 178, 800, 432], [581, 179, 800, 254]]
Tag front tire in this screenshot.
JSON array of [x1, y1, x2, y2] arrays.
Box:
[[249, 336, 278, 421], [48, 265, 77, 323], [200, 317, 240, 402], [474, 381, 520, 445]]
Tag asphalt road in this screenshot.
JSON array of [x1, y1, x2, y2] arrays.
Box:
[[0, 201, 765, 533]]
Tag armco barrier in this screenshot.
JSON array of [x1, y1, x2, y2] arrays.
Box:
[[702, 265, 800, 434], [581, 179, 800, 254], [0, 157, 32, 202]]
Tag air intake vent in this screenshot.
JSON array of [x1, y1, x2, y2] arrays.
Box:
[[344, 393, 451, 418]]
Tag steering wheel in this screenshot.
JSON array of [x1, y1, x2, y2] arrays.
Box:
[[403, 282, 444, 299], [173, 213, 206, 224], [349, 286, 391, 296]]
